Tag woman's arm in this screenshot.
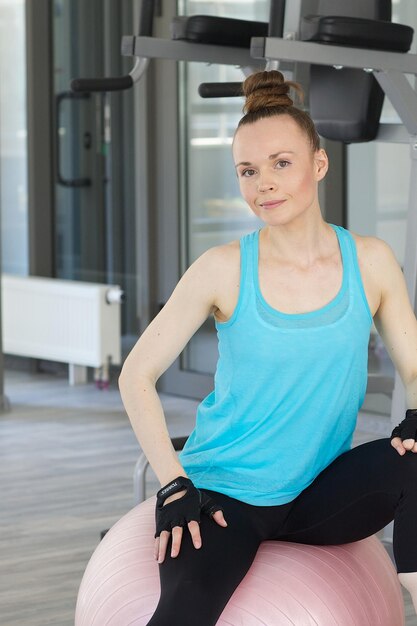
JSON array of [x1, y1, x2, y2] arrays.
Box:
[[119, 246, 230, 562], [372, 238, 417, 398], [118, 245, 223, 487], [369, 237, 417, 455]]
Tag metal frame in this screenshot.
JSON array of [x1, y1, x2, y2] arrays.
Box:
[[121, 35, 265, 69], [252, 37, 417, 75], [26, 0, 55, 278], [0, 124, 9, 410]]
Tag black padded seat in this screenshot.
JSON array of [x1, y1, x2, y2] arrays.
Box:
[[301, 15, 413, 51], [302, 16, 414, 143], [170, 15, 268, 48]]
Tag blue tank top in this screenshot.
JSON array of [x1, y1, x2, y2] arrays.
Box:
[[179, 224, 373, 506]]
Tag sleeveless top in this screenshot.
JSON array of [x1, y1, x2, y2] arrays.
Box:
[[178, 224, 373, 506]]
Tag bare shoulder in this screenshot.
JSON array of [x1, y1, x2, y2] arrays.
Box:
[[349, 230, 402, 311], [350, 230, 399, 273], [199, 239, 240, 273], [197, 239, 240, 317], [210, 238, 240, 258], [176, 238, 240, 310]]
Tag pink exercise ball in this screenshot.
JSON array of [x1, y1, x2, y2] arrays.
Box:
[[75, 496, 405, 626]]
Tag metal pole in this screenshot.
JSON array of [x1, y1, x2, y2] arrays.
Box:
[[387, 139, 417, 427], [382, 140, 417, 545], [0, 280, 10, 412], [0, 117, 10, 413], [268, 0, 286, 37]]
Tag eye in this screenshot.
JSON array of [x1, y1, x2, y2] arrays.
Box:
[[241, 168, 256, 177], [275, 160, 290, 169]]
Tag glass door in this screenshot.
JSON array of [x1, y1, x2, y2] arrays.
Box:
[[52, 0, 137, 341], [53, 0, 106, 283]]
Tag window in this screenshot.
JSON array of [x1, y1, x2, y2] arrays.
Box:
[[0, 0, 28, 275]]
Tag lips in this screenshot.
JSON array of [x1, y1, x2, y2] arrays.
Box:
[[260, 200, 286, 208]]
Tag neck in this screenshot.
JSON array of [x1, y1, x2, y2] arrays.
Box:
[[260, 214, 335, 269]]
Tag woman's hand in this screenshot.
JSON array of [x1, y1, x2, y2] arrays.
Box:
[[153, 477, 228, 564], [390, 409, 417, 455]]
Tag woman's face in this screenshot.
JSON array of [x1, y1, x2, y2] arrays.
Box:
[[233, 115, 328, 226]]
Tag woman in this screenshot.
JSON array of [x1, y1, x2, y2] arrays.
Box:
[[119, 70, 417, 625]]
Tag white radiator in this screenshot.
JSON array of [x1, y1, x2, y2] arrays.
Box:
[[2, 274, 123, 385]]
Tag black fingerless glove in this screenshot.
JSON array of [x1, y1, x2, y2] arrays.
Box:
[[154, 475, 224, 538], [390, 409, 417, 442]]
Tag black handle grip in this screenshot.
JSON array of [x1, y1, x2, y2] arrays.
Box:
[[55, 91, 92, 188], [198, 82, 243, 98], [70, 0, 156, 93], [70, 75, 133, 93]]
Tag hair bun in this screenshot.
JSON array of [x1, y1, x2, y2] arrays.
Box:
[[242, 70, 303, 115]]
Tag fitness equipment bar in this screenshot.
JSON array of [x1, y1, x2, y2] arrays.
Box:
[[251, 37, 417, 134], [121, 35, 265, 70], [71, 2, 265, 93], [253, 37, 417, 74]]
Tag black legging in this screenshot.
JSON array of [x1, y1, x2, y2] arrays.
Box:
[[147, 438, 417, 626]]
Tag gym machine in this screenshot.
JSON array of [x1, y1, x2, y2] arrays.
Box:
[[72, 1, 417, 544]]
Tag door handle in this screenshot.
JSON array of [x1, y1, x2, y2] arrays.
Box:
[[55, 91, 92, 187]]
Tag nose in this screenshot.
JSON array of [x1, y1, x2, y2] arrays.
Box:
[[257, 171, 277, 193], [257, 179, 276, 193]]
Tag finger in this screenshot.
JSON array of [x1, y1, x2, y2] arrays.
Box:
[[157, 530, 170, 563], [187, 520, 202, 549], [212, 510, 228, 526], [413, 442, 417, 453], [403, 438, 416, 450], [391, 437, 406, 455], [170, 526, 183, 558]]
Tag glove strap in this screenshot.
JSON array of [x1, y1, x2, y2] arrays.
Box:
[[156, 476, 194, 505], [391, 408, 417, 440]]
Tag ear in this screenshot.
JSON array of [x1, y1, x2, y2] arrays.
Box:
[[314, 148, 329, 181]]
